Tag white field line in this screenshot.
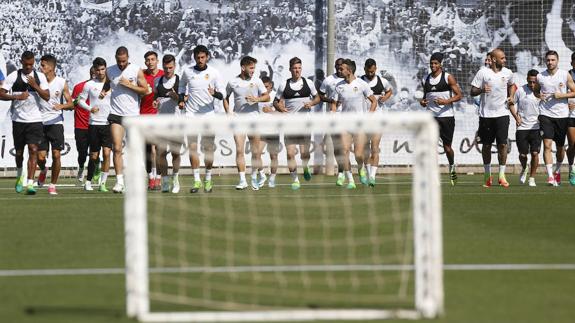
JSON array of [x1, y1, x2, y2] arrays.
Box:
[[1, 264, 574, 277], [0, 189, 573, 201]]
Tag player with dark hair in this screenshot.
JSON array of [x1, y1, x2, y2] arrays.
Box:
[[178, 45, 224, 193], [37, 54, 74, 195], [154, 54, 182, 193], [420, 52, 463, 186], [0, 51, 50, 194], [141, 50, 164, 190], [330, 59, 377, 189], [510, 69, 541, 186], [361, 58, 393, 186], [536, 50, 575, 186], [77, 57, 113, 192], [224, 56, 269, 190]]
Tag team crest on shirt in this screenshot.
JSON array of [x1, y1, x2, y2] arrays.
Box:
[[204, 74, 210, 80], [54, 91, 61, 97], [560, 82, 565, 88], [353, 87, 358, 92], [249, 83, 254, 88]]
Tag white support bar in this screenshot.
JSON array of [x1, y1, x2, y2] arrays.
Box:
[[124, 125, 150, 318], [413, 120, 444, 318]]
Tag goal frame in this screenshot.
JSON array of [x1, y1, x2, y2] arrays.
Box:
[[123, 112, 443, 322]]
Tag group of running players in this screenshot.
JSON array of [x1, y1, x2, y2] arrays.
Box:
[[1, 45, 574, 195]]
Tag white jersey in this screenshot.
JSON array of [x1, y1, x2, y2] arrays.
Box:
[[178, 65, 224, 115], [361, 75, 391, 112], [320, 73, 343, 113], [537, 69, 570, 118], [40, 76, 66, 125], [421, 72, 454, 117], [108, 63, 141, 117], [514, 84, 540, 130], [331, 78, 373, 113], [275, 77, 318, 113], [471, 67, 514, 118], [79, 79, 112, 126], [154, 75, 180, 115], [226, 76, 267, 115], [1, 70, 49, 123]]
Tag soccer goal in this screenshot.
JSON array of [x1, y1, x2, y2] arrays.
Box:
[[123, 112, 443, 322]]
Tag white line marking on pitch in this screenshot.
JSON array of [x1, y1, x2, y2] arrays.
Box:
[[0, 264, 574, 277]]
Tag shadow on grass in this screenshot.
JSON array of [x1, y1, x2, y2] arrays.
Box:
[[24, 306, 127, 319]]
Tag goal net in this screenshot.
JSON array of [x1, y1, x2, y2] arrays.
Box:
[[123, 112, 443, 322]]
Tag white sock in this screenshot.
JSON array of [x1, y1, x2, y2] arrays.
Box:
[[449, 164, 456, 173], [148, 172, 154, 180], [290, 171, 299, 182], [546, 164, 554, 178], [338, 171, 344, 178], [370, 166, 378, 180], [251, 169, 257, 180], [117, 174, 124, 185], [101, 172, 109, 184], [193, 169, 200, 181], [499, 165, 506, 176], [16, 168, 23, 178], [365, 164, 371, 178], [27, 179, 34, 186], [151, 167, 157, 177], [205, 169, 212, 181], [270, 173, 276, 181], [259, 169, 266, 177], [346, 170, 354, 182], [239, 171, 246, 182], [173, 172, 179, 179], [554, 162, 562, 174], [484, 164, 491, 174]]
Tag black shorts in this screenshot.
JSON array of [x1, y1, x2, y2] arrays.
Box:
[[435, 117, 455, 146], [39, 124, 65, 151], [107, 114, 123, 125], [538, 115, 568, 146], [262, 135, 282, 154], [285, 135, 311, 146], [515, 129, 541, 155], [12, 121, 44, 150], [89, 124, 112, 152], [568, 118, 575, 128], [478, 116, 509, 145]]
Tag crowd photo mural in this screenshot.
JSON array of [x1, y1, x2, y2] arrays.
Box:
[[1, 0, 575, 167]]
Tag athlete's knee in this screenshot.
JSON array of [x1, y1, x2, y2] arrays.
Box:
[[52, 150, 61, 159]]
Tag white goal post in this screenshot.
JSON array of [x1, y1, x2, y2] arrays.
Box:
[[123, 112, 443, 322]]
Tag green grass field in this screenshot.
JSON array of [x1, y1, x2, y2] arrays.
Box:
[[0, 173, 574, 323]]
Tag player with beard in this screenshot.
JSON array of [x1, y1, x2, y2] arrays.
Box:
[[361, 58, 393, 186], [223, 56, 269, 190], [470, 48, 515, 188], [107, 46, 149, 193], [536, 50, 575, 186], [0, 51, 50, 195]]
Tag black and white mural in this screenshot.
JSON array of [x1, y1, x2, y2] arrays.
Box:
[[1, 0, 575, 166]]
